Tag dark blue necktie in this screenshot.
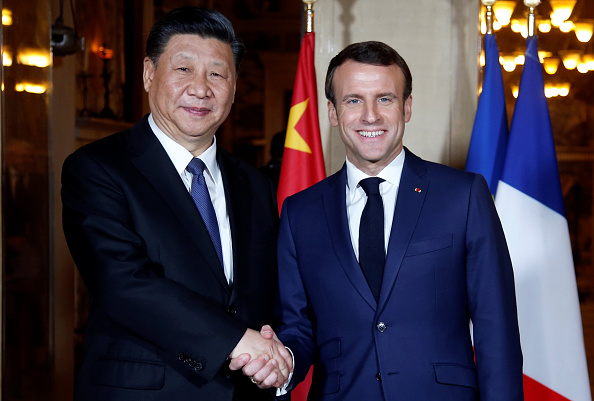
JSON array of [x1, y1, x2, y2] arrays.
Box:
[[359, 177, 385, 303], [186, 158, 224, 267]]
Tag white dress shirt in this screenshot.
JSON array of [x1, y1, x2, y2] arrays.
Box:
[[345, 150, 405, 260], [149, 114, 234, 284]]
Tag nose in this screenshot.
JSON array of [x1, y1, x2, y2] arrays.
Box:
[[362, 102, 380, 124], [187, 74, 213, 98]]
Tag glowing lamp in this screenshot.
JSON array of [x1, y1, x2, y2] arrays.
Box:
[[17, 49, 51, 68], [538, 20, 552, 33], [549, 0, 577, 22], [558, 83, 570, 97], [543, 57, 560, 74], [514, 54, 525, 65], [559, 20, 574, 33], [502, 55, 517, 72], [2, 8, 12, 25], [3, 51, 12, 67], [574, 21, 594, 43], [98, 46, 114, 60], [559, 51, 581, 70], [582, 54, 594, 71], [493, 1, 516, 26]]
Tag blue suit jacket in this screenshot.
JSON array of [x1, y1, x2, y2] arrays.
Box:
[[276, 148, 523, 401]]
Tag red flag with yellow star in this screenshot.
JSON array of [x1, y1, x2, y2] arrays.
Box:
[[277, 32, 326, 212]]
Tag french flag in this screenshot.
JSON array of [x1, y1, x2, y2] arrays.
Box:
[[495, 36, 591, 400]]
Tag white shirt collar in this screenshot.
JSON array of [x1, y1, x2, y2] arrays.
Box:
[[148, 113, 220, 183], [346, 150, 405, 195]]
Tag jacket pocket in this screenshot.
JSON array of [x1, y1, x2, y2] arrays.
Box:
[[91, 357, 165, 390], [433, 363, 477, 390], [315, 338, 341, 395], [405, 234, 453, 257]]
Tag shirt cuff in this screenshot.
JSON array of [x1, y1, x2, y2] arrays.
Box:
[[275, 347, 295, 396]]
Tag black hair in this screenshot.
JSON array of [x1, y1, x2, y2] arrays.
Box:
[[145, 7, 246, 74]]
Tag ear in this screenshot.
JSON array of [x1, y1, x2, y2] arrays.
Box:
[[143, 57, 156, 93], [327, 100, 339, 127], [403, 94, 412, 123]]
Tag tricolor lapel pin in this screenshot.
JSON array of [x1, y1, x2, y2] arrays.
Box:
[[414, 188, 422, 193]]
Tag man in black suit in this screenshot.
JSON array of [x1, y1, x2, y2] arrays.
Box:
[[61, 7, 292, 400]]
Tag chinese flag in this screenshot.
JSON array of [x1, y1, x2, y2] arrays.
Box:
[[277, 32, 326, 212]]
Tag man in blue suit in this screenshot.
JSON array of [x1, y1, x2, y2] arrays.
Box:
[[272, 41, 524, 400]]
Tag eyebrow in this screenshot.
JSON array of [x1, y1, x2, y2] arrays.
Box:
[[341, 92, 398, 102]]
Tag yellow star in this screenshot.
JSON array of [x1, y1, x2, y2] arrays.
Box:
[[285, 99, 312, 154]]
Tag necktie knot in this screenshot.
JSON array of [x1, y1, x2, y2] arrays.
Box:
[[359, 177, 384, 196], [186, 158, 206, 176]]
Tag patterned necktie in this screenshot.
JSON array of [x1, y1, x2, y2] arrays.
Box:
[[359, 177, 385, 303], [186, 158, 224, 267]]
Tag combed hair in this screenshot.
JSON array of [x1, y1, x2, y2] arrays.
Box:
[[145, 7, 246, 74]]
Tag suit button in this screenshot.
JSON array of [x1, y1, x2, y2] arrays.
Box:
[[178, 353, 187, 361], [227, 307, 237, 315], [193, 362, 203, 371], [376, 372, 381, 381], [377, 322, 387, 332]]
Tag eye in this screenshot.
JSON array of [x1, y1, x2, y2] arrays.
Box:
[[177, 67, 189, 72], [346, 98, 361, 104], [379, 97, 392, 103]]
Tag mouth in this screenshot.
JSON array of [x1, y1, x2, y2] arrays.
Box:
[[358, 130, 385, 138], [183, 106, 211, 116]]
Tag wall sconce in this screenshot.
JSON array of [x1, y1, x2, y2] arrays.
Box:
[[97, 44, 116, 119], [514, 53, 525, 65], [15, 82, 48, 94], [574, 20, 594, 42], [3, 50, 12, 66], [543, 57, 561, 74], [549, 0, 577, 25], [559, 20, 575, 33], [500, 55, 518, 72], [511, 85, 519, 98], [538, 19, 552, 33], [583, 54, 594, 70], [511, 18, 527, 33], [2, 8, 12, 25], [493, 1, 517, 27], [16, 49, 51, 68], [577, 61, 589, 73], [559, 50, 582, 70], [558, 83, 570, 96]]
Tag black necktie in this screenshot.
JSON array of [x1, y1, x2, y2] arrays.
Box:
[[359, 177, 385, 303], [186, 158, 224, 267]]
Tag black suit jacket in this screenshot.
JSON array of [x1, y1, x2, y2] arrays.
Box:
[[62, 116, 278, 401]]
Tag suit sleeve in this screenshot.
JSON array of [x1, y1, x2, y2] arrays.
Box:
[[465, 174, 524, 400], [275, 198, 317, 389], [61, 150, 247, 381]]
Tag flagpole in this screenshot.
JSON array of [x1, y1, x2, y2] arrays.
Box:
[[482, 0, 496, 35], [303, 0, 317, 33], [524, 0, 540, 37]]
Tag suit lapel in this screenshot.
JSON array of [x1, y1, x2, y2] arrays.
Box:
[[127, 117, 230, 293], [323, 166, 377, 310], [379, 148, 428, 307]]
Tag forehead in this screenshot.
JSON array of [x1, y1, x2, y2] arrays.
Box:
[[162, 34, 234, 64], [333, 60, 404, 96]]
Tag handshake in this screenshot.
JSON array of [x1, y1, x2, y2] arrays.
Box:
[[229, 325, 293, 389]]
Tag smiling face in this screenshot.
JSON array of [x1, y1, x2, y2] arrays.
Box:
[[143, 34, 237, 156], [328, 60, 412, 176]]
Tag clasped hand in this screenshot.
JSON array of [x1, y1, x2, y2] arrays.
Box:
[[229, 325, 293, 389]]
